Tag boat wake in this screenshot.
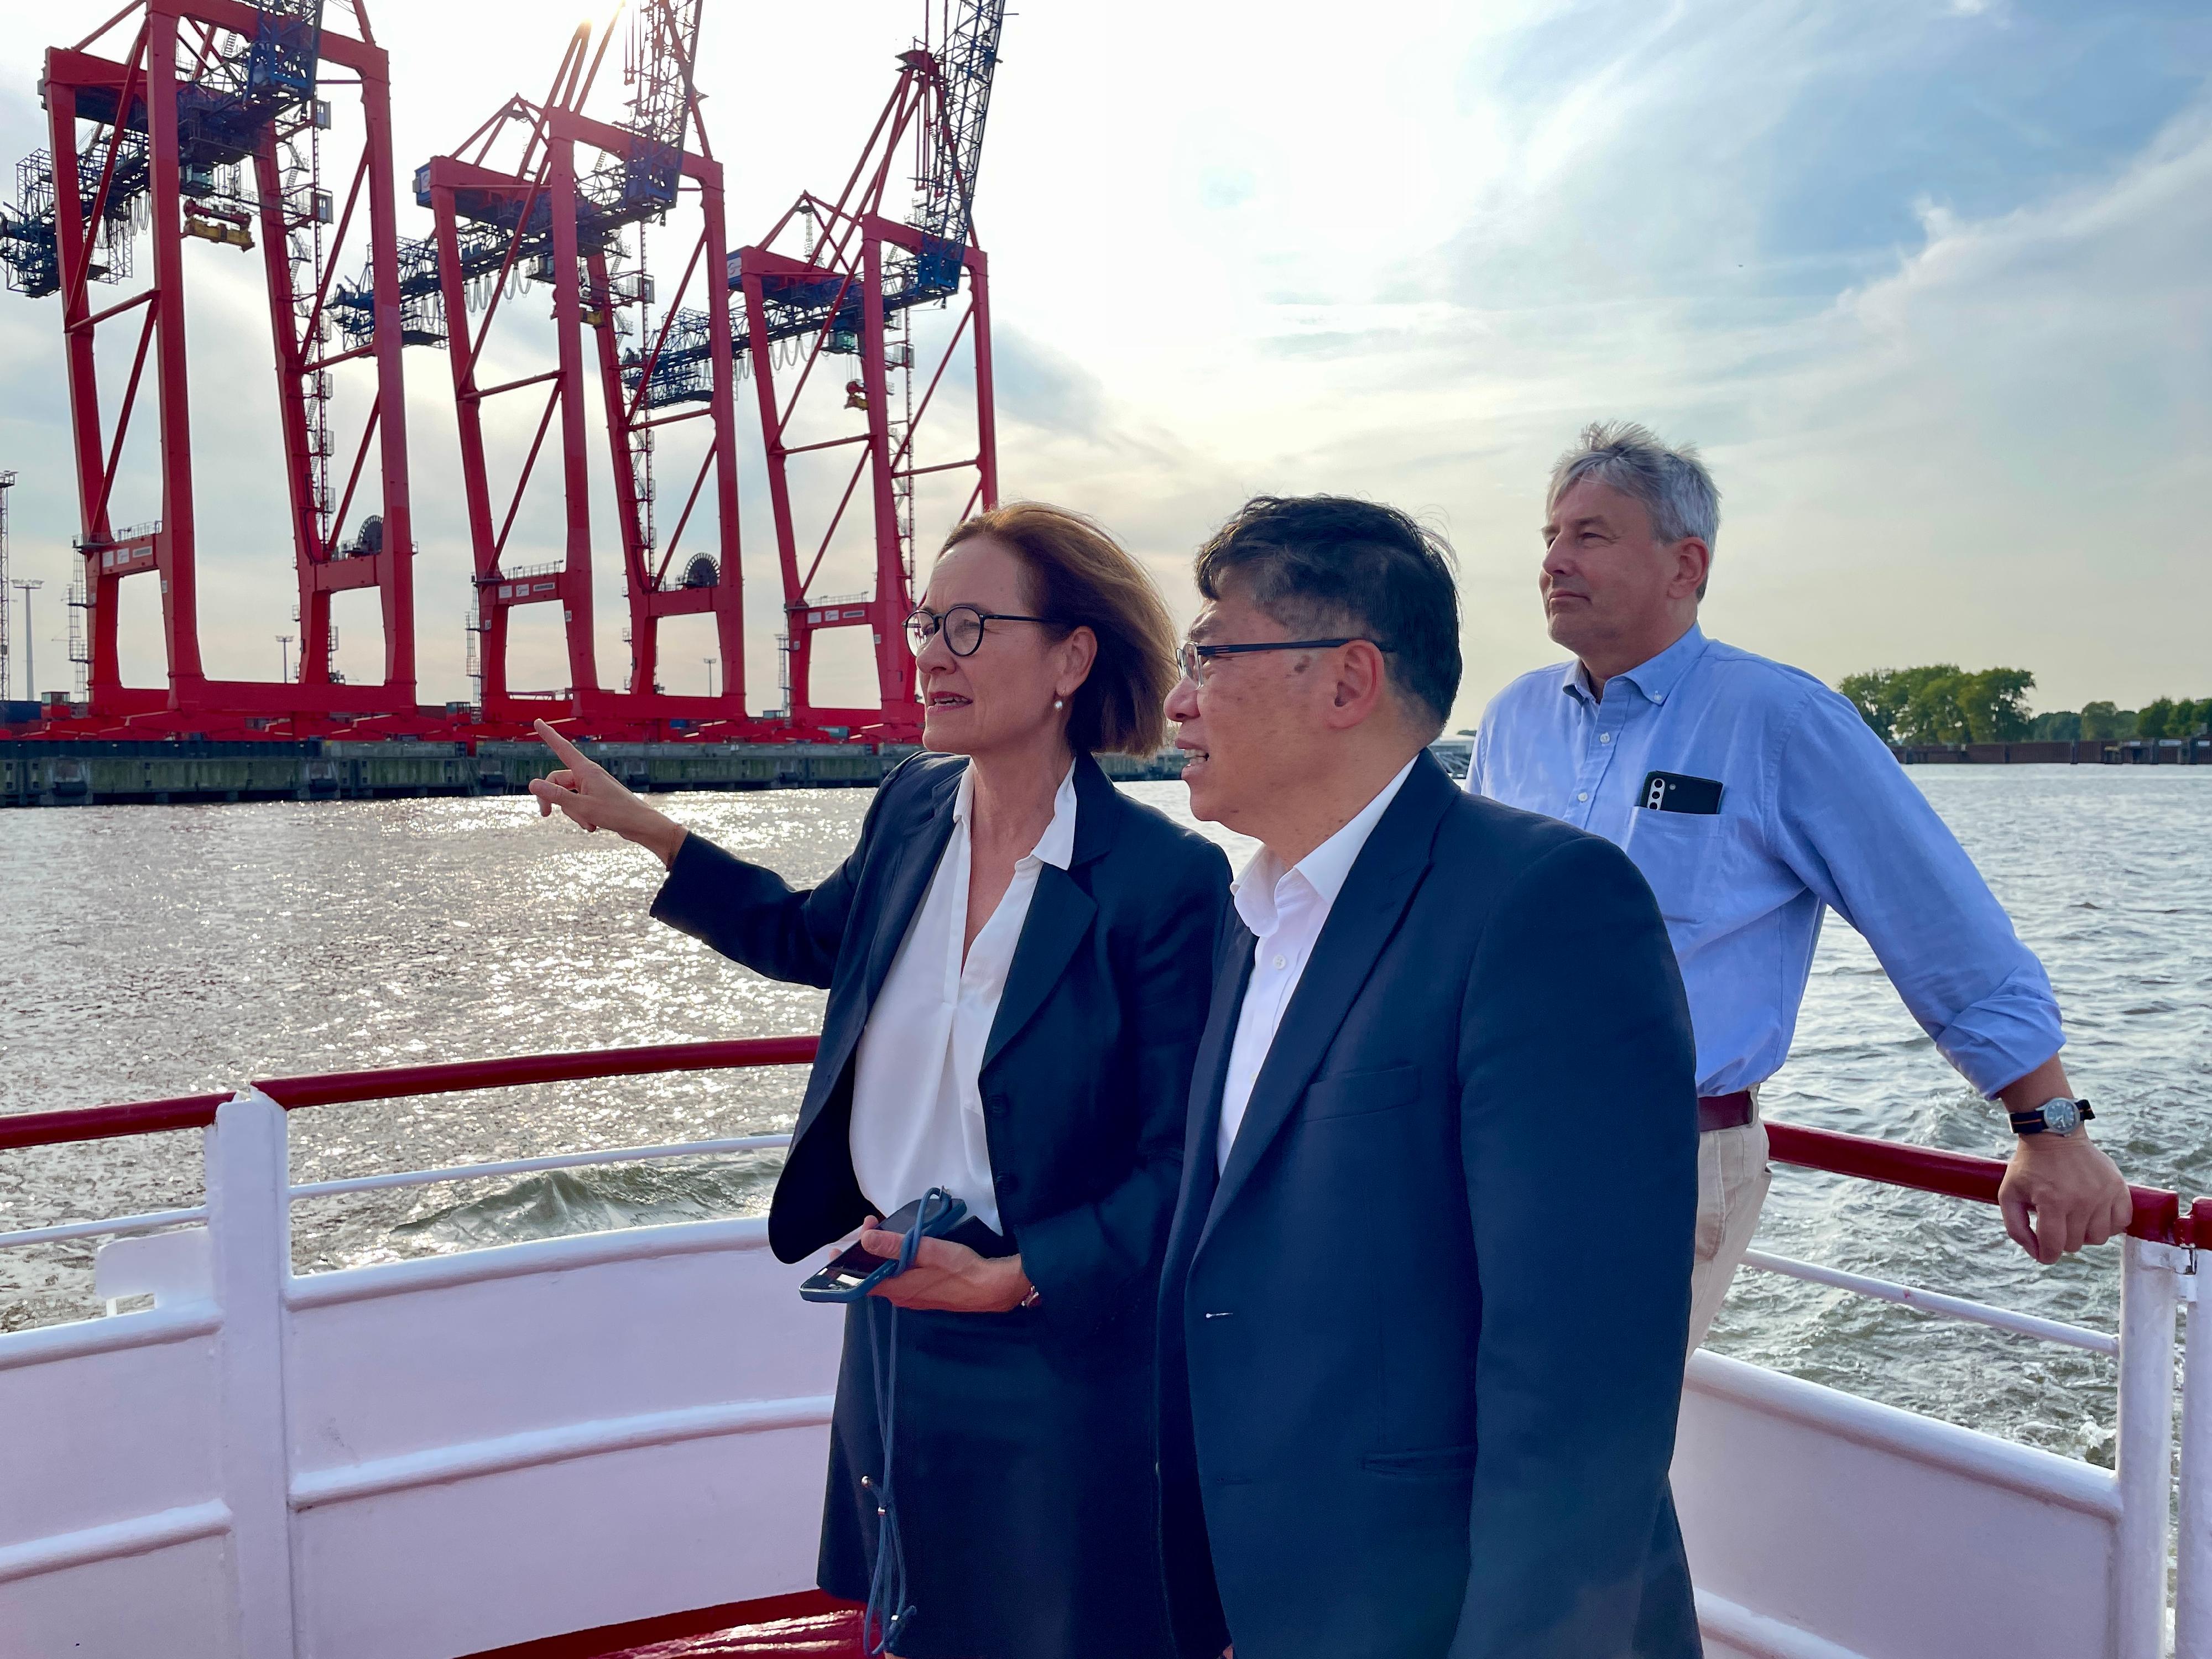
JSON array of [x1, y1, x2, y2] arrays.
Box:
[[385, 1155, 783, 1256]]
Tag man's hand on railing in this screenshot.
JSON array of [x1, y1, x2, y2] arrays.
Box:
[[1992, 1056, 2136, 1265], [528, 720, 689, 869], [2000, 1133, 2135, 1265]]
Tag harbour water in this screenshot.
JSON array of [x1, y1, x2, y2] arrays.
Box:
[[2, 766, 2206, 1464]]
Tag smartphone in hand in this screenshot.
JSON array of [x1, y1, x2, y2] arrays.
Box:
[[799, 1193, 970, 1303]]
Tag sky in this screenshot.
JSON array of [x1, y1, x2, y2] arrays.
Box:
[[0, 0, 2206, 728]]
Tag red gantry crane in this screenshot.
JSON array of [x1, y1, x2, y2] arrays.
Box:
[[397, 0, 747, 734], [723, 0, 1008, 739], [0, 0, 1013, 745], [0, 0, 421, 735]]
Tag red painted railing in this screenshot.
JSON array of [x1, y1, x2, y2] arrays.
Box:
[[252, 1036, 822, 1109], [1764, 1121, 2188, 1245], [0, 1041, 2198, 1247], [0, 1092, 235, 1151], [0, 1039, 820, 1152]]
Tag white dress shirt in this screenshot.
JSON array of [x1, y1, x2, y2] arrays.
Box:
[[849, 759, 1078, 1234], [1218, 758, 1417, 1172]]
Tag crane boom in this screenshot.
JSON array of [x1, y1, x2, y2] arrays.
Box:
[[912, 0, 1007, 253]]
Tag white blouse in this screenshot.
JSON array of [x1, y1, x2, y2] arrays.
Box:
[[847, 759, 1078, 1235]]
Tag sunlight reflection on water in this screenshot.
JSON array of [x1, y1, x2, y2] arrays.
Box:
[[2, 768, 2206, 1459]]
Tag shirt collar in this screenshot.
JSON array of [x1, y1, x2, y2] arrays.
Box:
[[951, 758, 1078, 872], [1562, 622, 1710, 708], [1233, 755, 1418, 936]]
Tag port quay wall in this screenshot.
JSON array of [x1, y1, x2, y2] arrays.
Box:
[[3, 732, 2203, 807], [1894, 738, 2212, 765], [0, 741, 1192, 808]]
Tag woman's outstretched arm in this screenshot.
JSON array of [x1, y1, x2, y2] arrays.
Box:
[[529, 720, 885, 989]]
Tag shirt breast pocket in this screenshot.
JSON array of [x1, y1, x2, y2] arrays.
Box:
[[1625, 808, 1731, 927]]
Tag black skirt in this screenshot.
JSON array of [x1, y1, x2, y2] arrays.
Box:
[[817, 1220, 1175, 1659]]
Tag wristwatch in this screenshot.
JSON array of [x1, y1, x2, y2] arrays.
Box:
[[2008, 1097, 2095, 1138]]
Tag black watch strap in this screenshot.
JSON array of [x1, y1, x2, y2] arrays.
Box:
[[2008, 1098, 2094, 1135]]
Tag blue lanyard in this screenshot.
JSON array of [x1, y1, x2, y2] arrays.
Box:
[[860, 1187, 962, 1657]]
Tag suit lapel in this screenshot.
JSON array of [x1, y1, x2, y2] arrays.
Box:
[[797, 761, 961, 1141], [1200, 756, 1454, 1248], [857, 763, 962, 1009], [982, 863, 1095, 1070], [1165, 918, 1255, 1273], [979, 754, 1120, 1070]]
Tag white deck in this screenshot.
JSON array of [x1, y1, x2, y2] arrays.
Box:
[[3, 1091, 2206, 1659]]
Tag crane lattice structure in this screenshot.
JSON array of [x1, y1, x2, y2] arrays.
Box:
[[717, 0, 1008, 737], [0, 0, 1011, 742], [378, 0, 747, 733], [0, 471, 14, 702], [0, 0, 421, 734]]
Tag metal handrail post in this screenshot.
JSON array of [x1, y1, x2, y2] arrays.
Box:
[[2176, 1260, 2209, 1659], [208, 1089, 299, 1658], [2119, 1236, 2185, 1658]]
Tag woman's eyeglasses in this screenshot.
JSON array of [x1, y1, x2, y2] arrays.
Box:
[[906, 604, 1062, 658], [1175, 637, 1369, 686]]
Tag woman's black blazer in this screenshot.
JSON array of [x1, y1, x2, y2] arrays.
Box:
[[650, 752, 1232, 1334]]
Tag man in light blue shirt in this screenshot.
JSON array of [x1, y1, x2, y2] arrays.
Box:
[[1471, 421, 2133, 1346]]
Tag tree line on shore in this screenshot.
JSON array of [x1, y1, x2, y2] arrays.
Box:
[[1839, 666, 2212, 747]]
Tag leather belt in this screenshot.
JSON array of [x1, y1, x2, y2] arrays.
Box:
[[1697, 1092, 1755, 1134]]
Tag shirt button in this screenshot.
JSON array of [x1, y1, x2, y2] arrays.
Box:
[[1577, 791, 1590, 802], [1599, 733, 1613, 744], [1271, 954, 1287, 970]]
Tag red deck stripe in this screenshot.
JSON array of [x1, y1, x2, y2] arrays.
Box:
[[457, 1590, 862, 1658]]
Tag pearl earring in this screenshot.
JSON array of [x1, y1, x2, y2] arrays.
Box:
[[1053, 697, 1065, 709]]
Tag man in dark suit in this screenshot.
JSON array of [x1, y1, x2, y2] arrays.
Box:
[[1157, 496, 1704, 1659]]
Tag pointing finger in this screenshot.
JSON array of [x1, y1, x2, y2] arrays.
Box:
[[533, 719, 593, 774]]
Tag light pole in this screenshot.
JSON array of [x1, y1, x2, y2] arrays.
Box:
[[278, 634, 293, 683], [11, 579, 41, 702], [704, 655, 717, 699]]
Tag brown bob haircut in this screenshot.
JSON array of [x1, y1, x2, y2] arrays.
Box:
[[940, 502, 1177, 757]]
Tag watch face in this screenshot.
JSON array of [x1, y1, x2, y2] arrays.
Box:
[[2043, 1098, 2081, 1135]]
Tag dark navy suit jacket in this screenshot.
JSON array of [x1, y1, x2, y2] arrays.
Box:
[[1156, 752, 1703, 1659], [651, 750, 1231, 1335]]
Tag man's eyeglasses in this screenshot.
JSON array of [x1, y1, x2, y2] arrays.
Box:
[[906, 604, 1062, 658], [1175, 637, 1370, 686]]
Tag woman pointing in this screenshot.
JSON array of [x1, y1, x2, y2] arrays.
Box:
[[530, 502, 1226, 1659]]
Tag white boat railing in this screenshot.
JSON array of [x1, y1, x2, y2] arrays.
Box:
[[0, 1043, 2205, 1659], [1740, 1248, 2120, 1354]]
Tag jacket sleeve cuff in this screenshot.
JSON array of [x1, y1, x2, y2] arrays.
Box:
[[1014, 1200, 1143, 1335], [646, 831, 740, 943]]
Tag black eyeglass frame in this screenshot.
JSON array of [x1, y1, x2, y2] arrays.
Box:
[[1176, 637, 1374, 683], [906, 604, 1065, 658]]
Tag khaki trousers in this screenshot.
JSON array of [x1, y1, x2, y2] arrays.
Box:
[[1686, 1099, 1771, 1352]]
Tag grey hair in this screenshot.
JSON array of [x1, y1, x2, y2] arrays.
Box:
[[1548, 420, 1721, 597]]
